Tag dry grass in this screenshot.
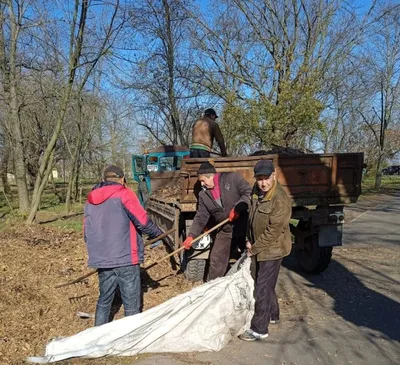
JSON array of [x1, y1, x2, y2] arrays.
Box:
[[0, 224, 195, 365]]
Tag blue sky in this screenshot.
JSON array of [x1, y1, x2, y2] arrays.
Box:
[[198, 0, 375, 8]]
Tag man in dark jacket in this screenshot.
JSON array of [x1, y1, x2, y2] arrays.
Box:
[[239, 160, 292, 341], [84, 165, 163, 326], [181, 162, 251, 280], [190, 108, 227, 158]]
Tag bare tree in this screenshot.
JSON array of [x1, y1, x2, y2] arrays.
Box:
[[189, 0, 377, 150], [64, 91, 100, 212], [118, 0, 199, 146], [355, 4, 400, 187], [26, 0, 122, 223], [0, 0, 35, 212], [0, 124, 11, 194]]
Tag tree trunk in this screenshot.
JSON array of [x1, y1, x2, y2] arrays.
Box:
[[110, 121, 117, 164], [0, 136, 11, 194], [0, 1, 30, 212], [27, 150, 55, 222], [74, 157, 81, 202], [374, 151, 383, 189], [27, 87, 73, 224], [65, 143, 80, 212], [65, 166, 76, 212], [26, 0, 89, 224], [10, 86, 30, 212]]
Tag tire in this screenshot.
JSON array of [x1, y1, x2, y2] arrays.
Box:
[[295, 233, 332, 274], [180, 250, 206, 282], [184, 259, 206, 282], [138, 181, 149, 207]]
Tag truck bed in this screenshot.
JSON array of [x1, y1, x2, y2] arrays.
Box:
[[178, 153, 364, 211]]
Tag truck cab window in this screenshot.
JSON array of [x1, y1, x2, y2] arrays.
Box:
[[159, 156, 175, 171]]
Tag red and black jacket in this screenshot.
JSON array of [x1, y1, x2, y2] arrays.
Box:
[[84, 181, 162, 268]]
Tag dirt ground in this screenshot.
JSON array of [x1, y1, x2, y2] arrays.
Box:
[[0, 224, 196, 365], [0, 192, 398, 365], [132, 192, 400, 365]]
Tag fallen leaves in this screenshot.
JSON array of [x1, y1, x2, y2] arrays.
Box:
[[0, 224, 195, 364]]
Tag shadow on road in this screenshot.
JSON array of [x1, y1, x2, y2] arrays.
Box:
[[283, 255, 400, 343]]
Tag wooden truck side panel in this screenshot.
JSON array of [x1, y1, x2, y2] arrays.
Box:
[[179, 153, 363, 211]]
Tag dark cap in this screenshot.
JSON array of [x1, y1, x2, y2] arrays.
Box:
[[197, 162, 216, 175], [204, 108, 218, 118], [103, 165, 125, 179], [254, 160, 274, 177]]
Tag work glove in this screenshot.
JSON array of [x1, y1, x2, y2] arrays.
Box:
[[182, 236, 194, 250], [229, 208, 239, 222]]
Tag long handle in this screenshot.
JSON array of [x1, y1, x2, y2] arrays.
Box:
[[143, 217, 230, 270], [144, 227, 176, 247], [54, 228, 178, 289], [55, 269, 97, 289]]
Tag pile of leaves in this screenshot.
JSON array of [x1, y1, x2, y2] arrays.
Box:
[[250, 144, 309, 156], [0, 224, 195, 365], [152, 185, 181, 202]]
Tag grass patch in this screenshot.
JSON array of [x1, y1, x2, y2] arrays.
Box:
[[1, 175, 397, 233], [362, 175, 400, 195], [46, 214, 84, 232], [0, 178, 139, 233]]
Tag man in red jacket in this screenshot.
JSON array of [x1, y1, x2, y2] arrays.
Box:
[[84, 165, 163, 326], [181, 162, 251, 280]]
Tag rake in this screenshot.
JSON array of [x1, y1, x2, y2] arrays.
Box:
[[55, 219, 229, 288], [55, 228, 176, 289]]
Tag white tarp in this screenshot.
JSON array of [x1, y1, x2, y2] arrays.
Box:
[[27, 256, 254, 363]]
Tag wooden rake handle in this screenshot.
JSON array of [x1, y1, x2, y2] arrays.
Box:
[[55, 228, 176, 289], [55, 219, 230, 288], [55, 269, 97, 289], [144, 227, 176, 247], [142, 217, 230, 270]]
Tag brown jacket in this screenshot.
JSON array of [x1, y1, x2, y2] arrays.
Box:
[[191, 116, 227, 156], [189, 172, 251, 237], [248, 181, 292, 261]]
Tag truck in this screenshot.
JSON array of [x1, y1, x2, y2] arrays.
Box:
[[132, 148, 364, 282], [132, 145, 190, 205]]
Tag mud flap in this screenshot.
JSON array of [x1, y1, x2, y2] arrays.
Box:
[[318, 224, 343, 247]]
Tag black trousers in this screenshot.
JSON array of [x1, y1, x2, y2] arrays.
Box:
[[190, 148, 210, 158], [207, 231, 246, 281], [207, 231, 232, 281], [250, 258, 283, 335]]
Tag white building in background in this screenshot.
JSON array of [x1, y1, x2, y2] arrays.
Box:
[[52, 169, 59, 179], [6, 170, 58, 183], [6, 173, 15, 182]]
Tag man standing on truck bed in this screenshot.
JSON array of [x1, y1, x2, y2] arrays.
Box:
[[239, 160, 292, 342], [190, 108, 228, 158], [84, 165, 163, 326], [181, 162, 251, 280]]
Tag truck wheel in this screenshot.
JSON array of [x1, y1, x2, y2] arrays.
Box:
[[138, 181, 149, 207], [180, 251, 206, 282], [295, 234, 332, 274], [184, 259, 206, 282]]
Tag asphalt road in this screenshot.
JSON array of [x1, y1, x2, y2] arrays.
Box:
[[134, 194, 400, 365], [343, 192, 400, 247]]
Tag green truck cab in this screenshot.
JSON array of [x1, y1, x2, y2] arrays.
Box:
[[132, 145, 190, 205]]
